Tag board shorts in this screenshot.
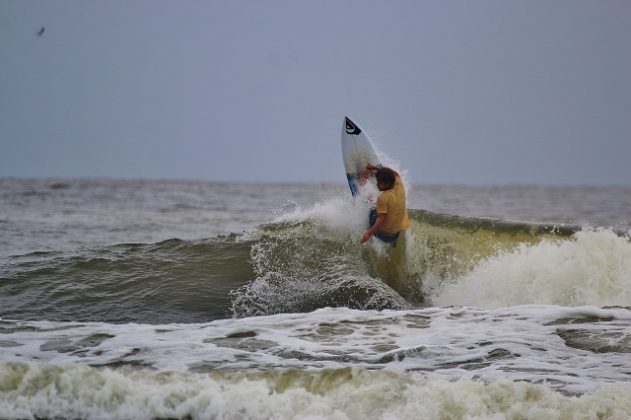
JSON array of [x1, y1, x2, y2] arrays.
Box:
[[369, 209, 400, 245]]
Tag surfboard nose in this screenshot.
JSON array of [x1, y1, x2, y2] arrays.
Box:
[[344, 116, 361, 135]]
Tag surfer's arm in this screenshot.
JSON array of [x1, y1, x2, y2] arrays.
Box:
[[360, 213, 386, 244], [363, 164, 400, 179]]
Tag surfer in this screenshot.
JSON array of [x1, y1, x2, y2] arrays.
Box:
[[359, 164, 410, 245]]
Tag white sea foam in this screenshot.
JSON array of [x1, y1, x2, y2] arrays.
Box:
[[434, 229, 631, 308], [2, 306, 630, 395], [1, 362, 630, 420]]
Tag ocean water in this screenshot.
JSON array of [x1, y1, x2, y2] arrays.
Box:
[[1, 177, 631, 419]]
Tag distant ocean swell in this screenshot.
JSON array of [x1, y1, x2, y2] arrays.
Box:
[[2, 207, 629, 323], [1, 362, 630, 419]]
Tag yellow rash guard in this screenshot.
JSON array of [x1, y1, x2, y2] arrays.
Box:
[[376, 176, 410, 235]]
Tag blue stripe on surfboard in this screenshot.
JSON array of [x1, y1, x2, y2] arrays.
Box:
[[346, 173, 359, 196]]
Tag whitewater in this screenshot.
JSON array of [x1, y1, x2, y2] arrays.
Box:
[[1, 178, 631, 419]]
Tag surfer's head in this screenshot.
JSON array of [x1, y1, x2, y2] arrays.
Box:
[[375, 167, 396, 190]]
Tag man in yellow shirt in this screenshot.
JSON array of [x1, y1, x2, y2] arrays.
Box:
[[360, 164, 410, 245]]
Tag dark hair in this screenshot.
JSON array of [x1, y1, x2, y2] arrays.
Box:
[[376, 167, 396, 188]]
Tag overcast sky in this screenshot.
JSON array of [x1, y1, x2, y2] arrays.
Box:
[[1, 1, 630, 185]]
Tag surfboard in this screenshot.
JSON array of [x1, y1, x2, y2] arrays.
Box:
[[341, 116, 381, 196]]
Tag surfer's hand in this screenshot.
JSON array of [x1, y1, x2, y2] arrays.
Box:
[[360, 231, 372, 244], [359, 170, 371, 184], [360, 164, 379, 183]]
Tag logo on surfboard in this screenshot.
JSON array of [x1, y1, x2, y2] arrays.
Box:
[[345, 118, 361, 135]]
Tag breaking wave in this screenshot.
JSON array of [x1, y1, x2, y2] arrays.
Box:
[[2, 197, 630, 324]]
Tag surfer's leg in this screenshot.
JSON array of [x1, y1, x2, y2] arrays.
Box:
[[385, 233, 423, 304]]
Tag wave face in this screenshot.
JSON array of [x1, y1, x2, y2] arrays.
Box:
[[4, 195, 629, 323], [1, 237, 254, 323]]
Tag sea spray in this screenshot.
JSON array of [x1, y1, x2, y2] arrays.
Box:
[[231, 206, 409, 317]]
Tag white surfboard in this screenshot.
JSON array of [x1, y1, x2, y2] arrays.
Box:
[[341, 116, 381, 196]]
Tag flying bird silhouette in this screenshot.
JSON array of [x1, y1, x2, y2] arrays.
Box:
[[37, 27, 45, 37]]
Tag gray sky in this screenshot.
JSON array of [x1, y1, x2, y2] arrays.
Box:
[[1, 0, 630, 185]]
